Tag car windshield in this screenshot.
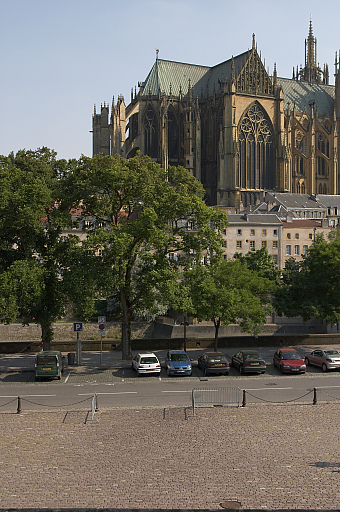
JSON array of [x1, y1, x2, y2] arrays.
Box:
[[244, 353, 260, 361], [37, 356, 57, 365], [140, 357, 158, 364], [170, 354, 189, 361], [282, 352, 301, 360], [324, 350, 340, 356], [209, 356, 226, 362]]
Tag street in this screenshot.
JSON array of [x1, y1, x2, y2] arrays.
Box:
[[1, 360, 340, 412]]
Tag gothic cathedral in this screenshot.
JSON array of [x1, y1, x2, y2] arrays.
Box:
[[92, 21, 340, 208]]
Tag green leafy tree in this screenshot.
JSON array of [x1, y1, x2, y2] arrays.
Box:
[[184, 258, 274, 351], [68, 153, 228, 359], [275, 230, 340, 324], [0, 148, 99, 348], [235, 247, 281, 281]]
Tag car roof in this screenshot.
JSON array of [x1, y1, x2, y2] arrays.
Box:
[[37, 350, 61, 356], [169, 350, 187, 354], [138, 352, 157, 357], [204, 352, 225, 356], [280, 348, 298, 352], [240, 350, 259, 354]]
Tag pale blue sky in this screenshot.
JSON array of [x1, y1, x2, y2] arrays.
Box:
[[1, 0, 339, 160]]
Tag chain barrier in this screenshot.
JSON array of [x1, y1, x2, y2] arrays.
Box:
[[315, 389, 340, 401], [243, 389, 313, 405], [20, 396, 92, 408], [0, 397, 17, 408]]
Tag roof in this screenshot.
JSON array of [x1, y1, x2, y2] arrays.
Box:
[[281, 219, 325, 228], [277, 78, 334, 116], [318, 194, 340, 207], [226, 213, 282, 226], [265, 192, 327, 210]]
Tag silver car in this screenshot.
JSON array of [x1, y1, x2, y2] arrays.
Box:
[[305, 349, 340, 372]]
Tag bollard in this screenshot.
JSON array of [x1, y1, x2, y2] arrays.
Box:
[[95, 392, 99, 412], [242, 389, 246, 407], [313, 387, 317, 405], [17, 396, 22, 414]]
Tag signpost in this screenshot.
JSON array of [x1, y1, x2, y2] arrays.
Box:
[[98, 316, 106, 364], [73, 322, 83, 365]]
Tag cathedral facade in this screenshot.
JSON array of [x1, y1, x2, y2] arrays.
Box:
[[92, 22, 340, 208]]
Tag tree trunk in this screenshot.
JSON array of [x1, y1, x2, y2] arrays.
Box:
[[213, 318, 220, 352], [120, 290, 132, 360], [41, 322, 53, 351]]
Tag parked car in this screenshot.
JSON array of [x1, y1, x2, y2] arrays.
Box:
[[131, 353, 161, 376], [231, 350, 266, 374], [165, 350, 192, 376], [305, 348, 340, 372], [198, 351, 230, 375], [35, 350, 64, 380], [273, 348, 306, 374]]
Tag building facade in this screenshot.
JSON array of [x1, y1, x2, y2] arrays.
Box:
[[93, 21, 340, 209]]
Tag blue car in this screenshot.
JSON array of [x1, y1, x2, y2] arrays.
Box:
[[165, 350, 192, 376]]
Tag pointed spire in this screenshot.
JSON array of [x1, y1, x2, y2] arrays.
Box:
[[252, 33, 256, 50], [273, 63, 277, 86], [94, 104, 96, 115]]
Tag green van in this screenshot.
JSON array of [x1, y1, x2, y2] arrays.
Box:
[[35, 351, 64, 380]]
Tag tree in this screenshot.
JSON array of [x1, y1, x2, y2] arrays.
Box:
[[184, 258, 274, 351], [275, 230, 340, 324], [0, 148, 99, 348], [68, 153, 228, 359], [235, 247, 281, 281]]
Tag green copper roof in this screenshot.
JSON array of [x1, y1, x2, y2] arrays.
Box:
[[277, 78, 334, 116]]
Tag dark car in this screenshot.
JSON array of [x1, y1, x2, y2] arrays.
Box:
[[273, 348, 306, 374], [198, 351, 230, 375], [231, 350, 266, 374]]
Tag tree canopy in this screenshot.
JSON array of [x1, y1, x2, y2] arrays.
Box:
[[68, 153, 228, 358]]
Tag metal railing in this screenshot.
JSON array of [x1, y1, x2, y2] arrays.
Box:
[[192, 387, 241, 415]]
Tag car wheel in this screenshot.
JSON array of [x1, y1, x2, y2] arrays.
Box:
[[204, 367, 208, 376], [322, 363, 328, 372], [305, 357, 310, 366], [167, 367, 171, 376], [280, 365, 285, 374], [131, 363, 134, 371], [239, 365, 243, 375]]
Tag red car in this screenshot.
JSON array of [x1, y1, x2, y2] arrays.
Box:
[[273, 348, 306, 374]]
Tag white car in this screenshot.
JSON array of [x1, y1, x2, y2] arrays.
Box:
[[131, 353, 161, 376], [305, 348, 340, 372]]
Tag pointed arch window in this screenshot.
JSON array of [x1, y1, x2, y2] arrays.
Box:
[[144, 106, 158, 158], [238, 104, 274, 190]]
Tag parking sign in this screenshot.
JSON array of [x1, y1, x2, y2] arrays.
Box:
[[73, 322, 83, 332]]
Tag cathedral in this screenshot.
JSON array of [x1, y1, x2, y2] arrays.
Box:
[[92, 21, 340, 208]]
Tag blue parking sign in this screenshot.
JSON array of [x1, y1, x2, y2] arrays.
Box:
[[73, 322, 83, 332]]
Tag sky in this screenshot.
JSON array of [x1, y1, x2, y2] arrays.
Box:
[[1, 0, 340, 161]]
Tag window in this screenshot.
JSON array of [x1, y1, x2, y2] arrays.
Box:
[[294, 245, 300, 255], [262, 229, 267, 236], [295, 233, 299, 239], [98, 249, 104, 257], [238, 104, 274, 190], [273, 241, 278, 248], [287, 233, 291, 239], [303, 245, 308, 254], [237, 229, 242, 236], [223, 229, 227, 235], [309, 233, 313, 239], [222, 241, 227, 248], [273, 254, 278, 262], [273, 229, 278, 236], [286, 245, 291, 255], [250, 241, 255, 249], [250, 229, 255, 236], [223, 254, 227, 259], [262, 241, 267, 248], [236, 240, 242, 249]]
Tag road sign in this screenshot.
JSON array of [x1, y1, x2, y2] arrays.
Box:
[[98, 330, 106, 336], [98, 316, 106, 324], [73, 322, 83, 332], [98, 323, 105, 331]]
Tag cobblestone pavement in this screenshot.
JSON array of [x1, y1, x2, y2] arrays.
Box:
[[1, 404, 340, 510]]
